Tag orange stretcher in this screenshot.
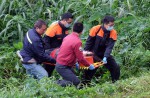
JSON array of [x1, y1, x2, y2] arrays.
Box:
[[79, 62, 104, 69], [43, 48, 59, 66], [43, 49, 104, 69], [79, 56, 104, 69]]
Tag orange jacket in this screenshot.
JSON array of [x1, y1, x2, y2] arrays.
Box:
[[89, 25, 117, 40], [43, 21, 69, 49], [84, 25, 117, 58]]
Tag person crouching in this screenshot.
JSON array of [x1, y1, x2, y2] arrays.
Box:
[[55, 22, 95, 87]]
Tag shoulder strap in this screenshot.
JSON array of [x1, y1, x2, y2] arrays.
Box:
[[95, 26, 101, 36]]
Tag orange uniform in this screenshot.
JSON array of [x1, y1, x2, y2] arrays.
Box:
[[43, 21, 69, 50], [84, 25, 117, 58]]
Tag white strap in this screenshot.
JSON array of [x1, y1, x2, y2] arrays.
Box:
[[26, 32, 32, 44], [16, 50, 23, 61]]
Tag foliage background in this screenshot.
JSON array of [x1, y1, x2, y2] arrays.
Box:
[[0, 0, 150, 97]]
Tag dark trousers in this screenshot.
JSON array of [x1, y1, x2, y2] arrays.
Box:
[[55, 63, 80, 87], [82, 55, 120, 83], [43, 64, 55, 77], [43, 48, 56, 77]]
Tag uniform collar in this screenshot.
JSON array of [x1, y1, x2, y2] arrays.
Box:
[[101, 25, 110, 34], [58, 21, 70, 31]]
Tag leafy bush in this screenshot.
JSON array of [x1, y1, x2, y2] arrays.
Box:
[[0, 72, 150, 98], [0, 0, 150, 97]]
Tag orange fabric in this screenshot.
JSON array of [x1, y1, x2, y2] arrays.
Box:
[[109, 30, 117, 40], [45, 22, 69, 37], [79, 56, 94, 67], [89, 25, 101, 37], [89, 25, 117, 40], [50, 48, 59, 60]]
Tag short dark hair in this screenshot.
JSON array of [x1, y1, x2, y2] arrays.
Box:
[[34, 19, 46, 29], [101, 15, 115, 24], [61, 12, 73, 20], [73, 22, 83, 33]]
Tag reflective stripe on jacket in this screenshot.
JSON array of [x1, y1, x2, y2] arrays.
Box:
[[20, 28, 55, 64]]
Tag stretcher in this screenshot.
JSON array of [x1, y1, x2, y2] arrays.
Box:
[[79, 62, 104, 69], [79, 56, 104, 69], [44, 49, 104, 69]]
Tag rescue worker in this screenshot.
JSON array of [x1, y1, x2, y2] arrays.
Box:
[[17, 19, 56, 80], [55, 22, 95, 87], [82, 15, 120, 83], [43, 12, 73, 77]]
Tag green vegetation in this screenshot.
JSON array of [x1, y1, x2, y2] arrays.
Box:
[[0, 72, 150, 98], [0, 0, 150, 97]]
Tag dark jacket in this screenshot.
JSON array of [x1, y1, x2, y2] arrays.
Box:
[[84, 25, 117, 58], [20, 28, 56, 64], [43, 21, 69, 50]]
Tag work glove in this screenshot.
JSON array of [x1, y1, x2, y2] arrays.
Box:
[[102, 57, 107, 64], [88, 64, 95, 70], [75, 62, 79, 70]]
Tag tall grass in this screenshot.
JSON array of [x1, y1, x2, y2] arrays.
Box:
[[0, 0, 149, 97], [0, 0, 149, 42], [0, 0, 149, 79]]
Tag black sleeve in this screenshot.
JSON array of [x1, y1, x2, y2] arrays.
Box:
[[43, 35, 52, 49], [32, 40, 56, 63], [84, 35, 96, 51], [104, 38, 116, 58]]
